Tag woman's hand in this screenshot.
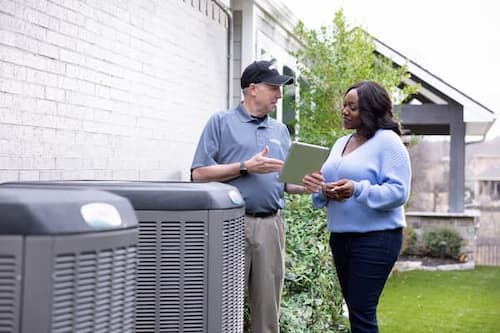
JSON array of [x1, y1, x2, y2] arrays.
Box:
[[323, 178, 354, 201], [302, 172, 325, 193]]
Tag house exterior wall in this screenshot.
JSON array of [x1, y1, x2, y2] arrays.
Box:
[[231, 10, 243, 107], [0, 0, 228, 181], [231, 0, 301, 123], [466, 155, 500, 202]]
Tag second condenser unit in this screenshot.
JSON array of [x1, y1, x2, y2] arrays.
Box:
[[115, 181, 246, 333]]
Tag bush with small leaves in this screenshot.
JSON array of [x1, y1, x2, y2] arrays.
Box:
[[401, 226, 419, 256], [423, 228, 464, 259], [280, 194, 349, 333]]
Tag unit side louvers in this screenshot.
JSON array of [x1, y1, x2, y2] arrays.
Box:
[[158, 219, 206, 333], [51, 246, 137, 333], [159, 220, 182, 333], [221, 215, 245, 333], [136, 220, 157, 331], [0, 254, 18, 332], [134, 203, 244, 333], [136, 220, 157, 332], [182, 221, 206, 333], [135, 212, 209, 333]]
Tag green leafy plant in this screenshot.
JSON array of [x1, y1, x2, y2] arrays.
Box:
[[422, 228, 464, 259], [401, 225, 419, 256], [281, 194, 349, 333], [291, 9, 419, 147]]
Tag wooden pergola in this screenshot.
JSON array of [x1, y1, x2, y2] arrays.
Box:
[[376, 39, 496, 213]]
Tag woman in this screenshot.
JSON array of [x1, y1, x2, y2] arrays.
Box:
[[302, 80, 411, 333]]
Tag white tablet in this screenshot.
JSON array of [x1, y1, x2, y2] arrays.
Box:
[[279, 141, 330, 184]]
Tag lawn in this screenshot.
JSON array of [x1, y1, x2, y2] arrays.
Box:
[[378, 266, 500, 333]]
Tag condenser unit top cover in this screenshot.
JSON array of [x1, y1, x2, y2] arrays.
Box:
[[76, 181, 244, 210], [3, 181, 245, 211], [0, 186, 138, 235]]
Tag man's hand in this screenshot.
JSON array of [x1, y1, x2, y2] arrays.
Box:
[[245, 146, 284, 174]]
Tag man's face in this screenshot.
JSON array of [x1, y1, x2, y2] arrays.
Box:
[[253, 83, 283, 115]]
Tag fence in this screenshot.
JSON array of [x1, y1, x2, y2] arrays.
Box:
[[475, 238, 500, 266]]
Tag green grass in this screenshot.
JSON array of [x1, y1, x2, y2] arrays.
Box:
[[378, 266, 500, 333]]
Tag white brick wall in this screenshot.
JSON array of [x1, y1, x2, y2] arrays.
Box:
[[0, 0, 228, 182]]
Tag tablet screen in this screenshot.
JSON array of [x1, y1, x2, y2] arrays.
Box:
[[279, 142, 330, 184]]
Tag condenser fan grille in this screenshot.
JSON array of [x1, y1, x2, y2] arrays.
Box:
[[51, 246, 137, 333]]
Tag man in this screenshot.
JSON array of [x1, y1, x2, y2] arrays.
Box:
[[191, 60, 305, 333]]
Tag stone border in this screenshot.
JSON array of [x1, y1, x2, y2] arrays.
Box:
[[405, 211, 479, 266], [394, 260, 475, 272]]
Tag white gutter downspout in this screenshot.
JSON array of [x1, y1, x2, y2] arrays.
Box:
[[212, 0, 233, 109]]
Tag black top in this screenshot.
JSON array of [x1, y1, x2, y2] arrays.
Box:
[[0, 186, 137, 235]]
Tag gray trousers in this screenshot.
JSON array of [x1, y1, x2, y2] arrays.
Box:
[[244, 212, 285, 333]]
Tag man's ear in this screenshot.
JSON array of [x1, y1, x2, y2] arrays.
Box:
[[249, 83, 258, 96]]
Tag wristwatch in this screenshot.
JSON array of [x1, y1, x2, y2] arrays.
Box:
[[239, 161, 248, 176]]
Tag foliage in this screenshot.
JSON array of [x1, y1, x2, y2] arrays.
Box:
[[379, 266, 500, 332], [291, 10, 419, 147], [401, 225, 419, 256], [280, 194, 349, 333], [422, 228, 464, 259]]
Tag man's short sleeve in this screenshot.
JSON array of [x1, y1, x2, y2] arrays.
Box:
[[191, 114, 221, 170]]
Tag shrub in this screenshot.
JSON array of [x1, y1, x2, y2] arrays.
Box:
[[401, 225, 419, 256], [280, 194, 348, 333], [422, 228, 463, 259]]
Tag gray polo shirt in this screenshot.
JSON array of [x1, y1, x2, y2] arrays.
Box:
[[191, 103, 291, 213]]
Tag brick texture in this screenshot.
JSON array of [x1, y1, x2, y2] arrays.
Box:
[[0, 0, 228, 181]]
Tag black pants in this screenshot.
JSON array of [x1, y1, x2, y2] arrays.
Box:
[[330, 228, 402, 333]]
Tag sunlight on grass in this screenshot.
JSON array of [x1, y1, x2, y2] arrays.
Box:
[[378, 266, 500, 333]]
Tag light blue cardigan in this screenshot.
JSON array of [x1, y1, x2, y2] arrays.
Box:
[[312, 129, 411, 233]]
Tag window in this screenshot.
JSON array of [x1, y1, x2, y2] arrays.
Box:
[[281, 66, 296, 138]]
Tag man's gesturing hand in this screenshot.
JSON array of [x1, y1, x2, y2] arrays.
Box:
[[245, 146, 284, 174]]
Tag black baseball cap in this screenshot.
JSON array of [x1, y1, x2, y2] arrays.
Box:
[[240, 60, 294, 89]]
